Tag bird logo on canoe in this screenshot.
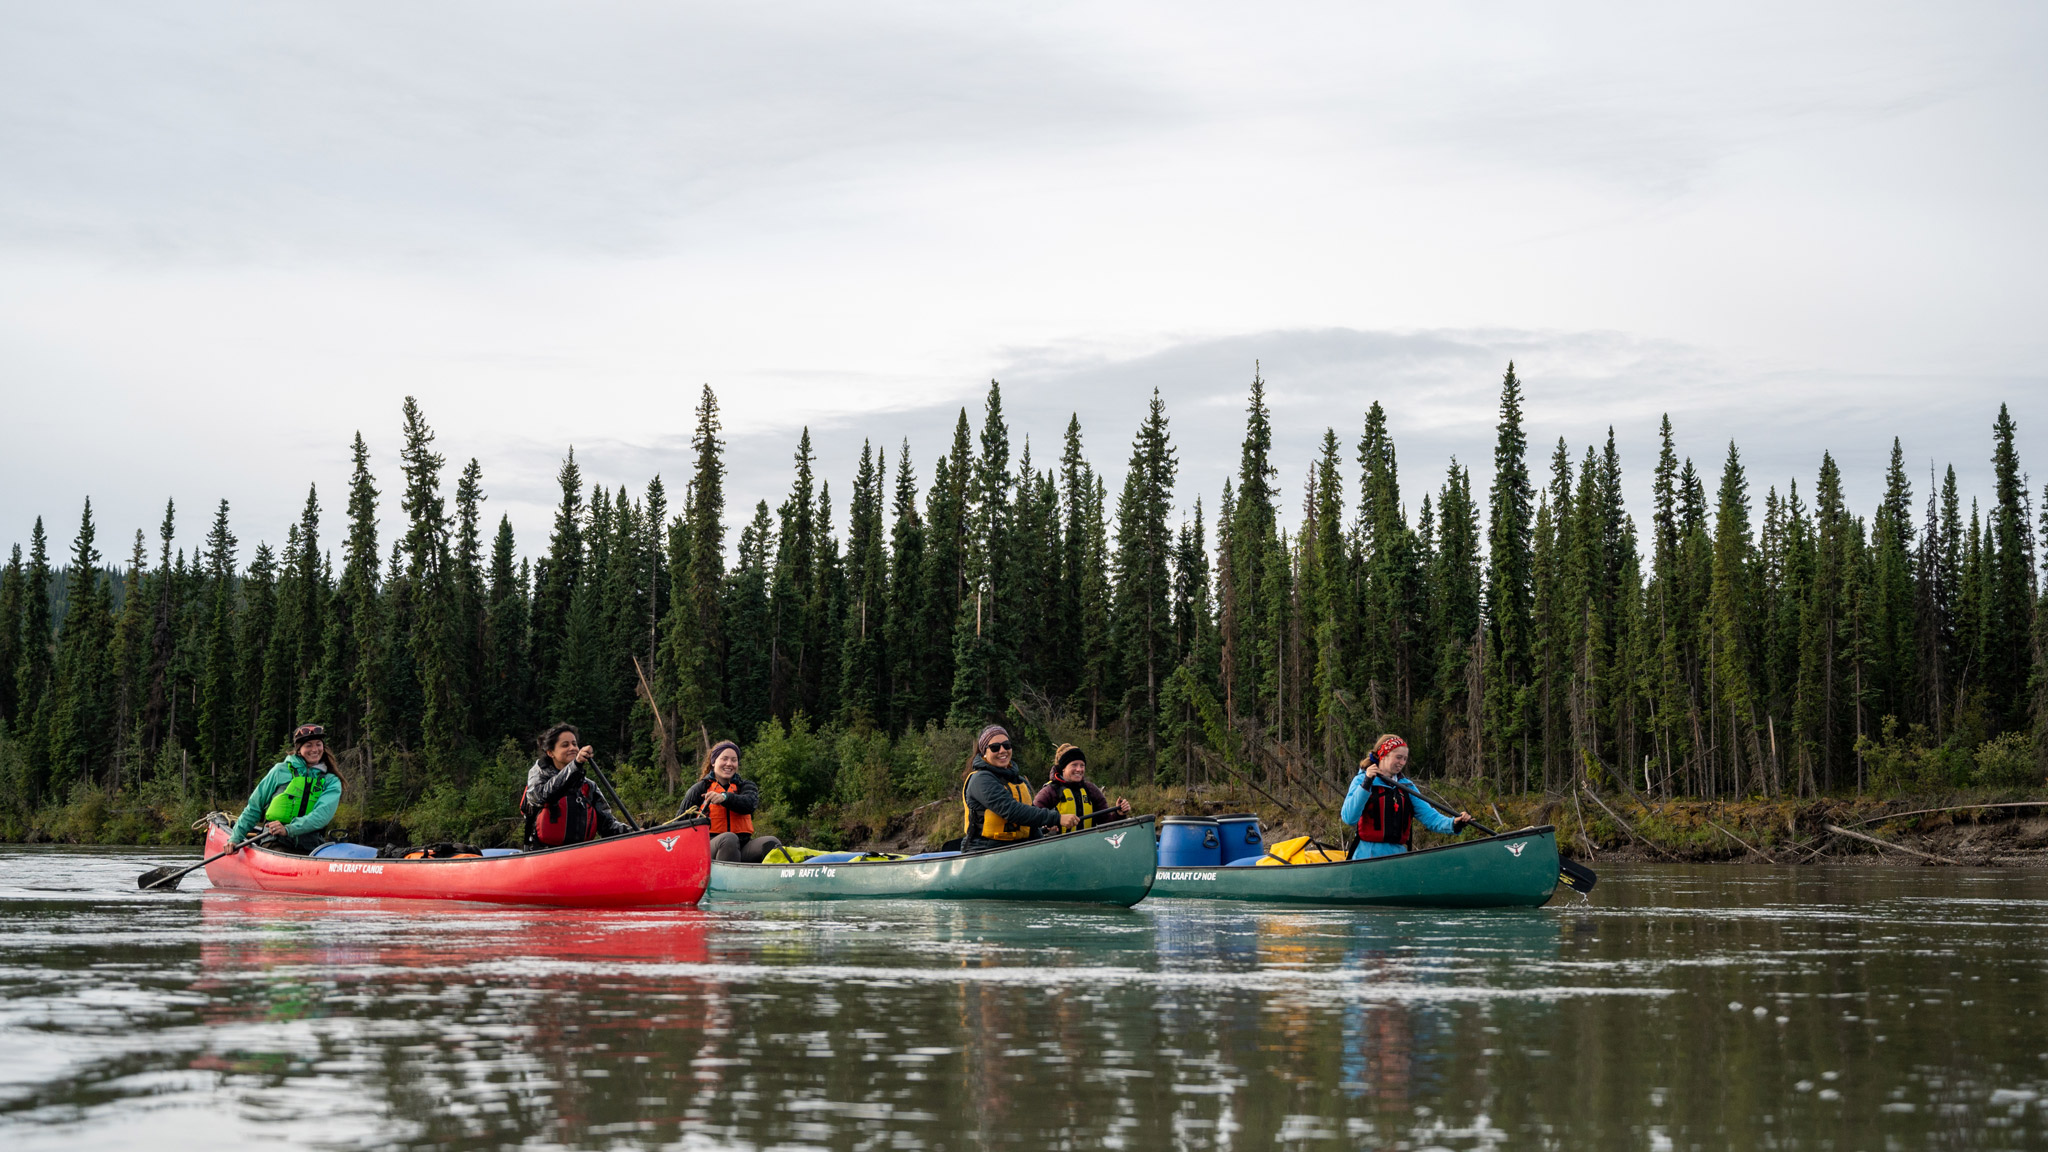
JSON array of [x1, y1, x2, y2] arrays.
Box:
[[657, 835, 681, 852], [1505, 843, 1526, 857], [1104, 831, 1128, 848]]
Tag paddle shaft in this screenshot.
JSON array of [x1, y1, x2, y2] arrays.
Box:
[[139, 832, 271, 890], [583, 756, 643, 832]]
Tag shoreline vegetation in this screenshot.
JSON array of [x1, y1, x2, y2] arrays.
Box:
[[3, 368, 2046, 859], [3, 724, 2043, 868]]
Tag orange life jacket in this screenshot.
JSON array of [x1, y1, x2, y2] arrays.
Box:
[[704, 779, 753, 836]]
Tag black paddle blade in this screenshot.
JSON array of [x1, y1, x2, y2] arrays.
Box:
[[1559, 857, 1598, 895], [136, 865, 185, 891]]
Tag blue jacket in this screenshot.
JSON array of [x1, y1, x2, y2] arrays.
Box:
[[1339, 772, 1456, 859]]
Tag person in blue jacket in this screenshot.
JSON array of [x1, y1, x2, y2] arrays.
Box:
[[231, 723, 343, 854], [1339, 734, 1472, 859]]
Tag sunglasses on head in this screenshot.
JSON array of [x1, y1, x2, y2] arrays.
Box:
[[985, 741, 1013, 753]]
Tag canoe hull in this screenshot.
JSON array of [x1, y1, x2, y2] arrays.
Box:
[[1149, 826, 1562, 908], [706, 816, 1157, 906], [201, 818, 711, 908]]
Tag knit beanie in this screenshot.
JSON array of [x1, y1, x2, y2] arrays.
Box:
[[1053, 743, 1087, 774], [976, 725, 1011, 755]]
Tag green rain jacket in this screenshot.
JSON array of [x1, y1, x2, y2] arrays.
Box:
[[230, 755, 342, 845]]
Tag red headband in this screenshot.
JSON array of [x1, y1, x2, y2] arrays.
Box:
[[1373, 736, 1407, 761]]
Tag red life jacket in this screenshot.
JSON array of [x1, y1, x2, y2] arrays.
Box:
[[704, 780, 753, 837], [1355, 781, 1414, 847], [524, 780, 601, 847]]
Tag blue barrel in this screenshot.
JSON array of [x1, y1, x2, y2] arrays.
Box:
[[1214, 813, 1264, 863], [1158, 816, 1222, 866]]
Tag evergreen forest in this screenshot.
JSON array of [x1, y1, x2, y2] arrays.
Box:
[[2, 368, 2042, 845]]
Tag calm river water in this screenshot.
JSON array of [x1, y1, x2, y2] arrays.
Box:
[[0, 850, 2044, 1150]]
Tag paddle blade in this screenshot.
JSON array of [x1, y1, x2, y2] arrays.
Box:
[[1559, 857, 1598, 895], [136, 865, 184, 891]]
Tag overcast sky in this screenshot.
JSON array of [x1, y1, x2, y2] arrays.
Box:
[[3, 2, 2043, 568]]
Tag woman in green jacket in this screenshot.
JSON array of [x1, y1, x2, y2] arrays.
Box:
[[230, 724, 343, 855]]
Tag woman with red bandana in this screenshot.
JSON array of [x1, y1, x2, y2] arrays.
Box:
[[1338, 734, 1473, 859]]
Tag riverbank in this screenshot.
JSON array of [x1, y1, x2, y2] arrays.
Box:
[[8, 764, 2047, 866]]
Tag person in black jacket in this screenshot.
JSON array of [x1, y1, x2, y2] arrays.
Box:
[[961, 725, 1072, 852], [522, 723, 629, 849], [678, 740, 783, 863]]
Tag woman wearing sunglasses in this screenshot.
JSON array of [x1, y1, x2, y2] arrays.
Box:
[[960, 725, 1073, 852]]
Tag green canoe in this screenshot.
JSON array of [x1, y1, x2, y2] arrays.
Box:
[[1148, 825, 1563, 908], [704, 816, 1157, 905]]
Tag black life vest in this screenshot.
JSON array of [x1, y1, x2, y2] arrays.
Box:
[[524, 780, 601, 847], [1355, 781, 1414, 847]]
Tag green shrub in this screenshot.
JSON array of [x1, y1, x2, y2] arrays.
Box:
[[833, 727, 898, 807], [1973, 731, 2041, 789], [399, 740, 531, 847], [746, 714, 838, 815], [1860, 718, 1972, 793]]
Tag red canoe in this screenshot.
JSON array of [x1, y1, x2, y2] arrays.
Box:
[[199, 815, 712, 908]]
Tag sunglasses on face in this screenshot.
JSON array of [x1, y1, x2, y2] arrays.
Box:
[[985, 742, 1013, 753]]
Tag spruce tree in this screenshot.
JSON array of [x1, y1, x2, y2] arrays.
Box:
[[531, 450, 585, 704], [950, 382, 1017, 725], [1706, 442, 1758, 795], [884, 440, 926, 730], [1870, 439, 1917, 728], [317, 436, 381, 748], [0, 546, 20, 729], [1984, 406, 2033, 729], [770, 430, 818, 721], [1483, 364, 1534, 787], [839, 441, 887, 725], [1110, 389, 1177, 778], [1224, 366, 1282, 764], [1302, 429, 1350, 772], [1430, 461, 1484, 774], [452, 459, 486, 744], [723, 502, 775, 739], [667, 385, 727, 766], [195, 500, 239, 796], [48, 501, 115, 794], [482, 515, 531, 744], [398, 398, 459, 769], [235, 543, 279, 784], [15, 518, 55, 795]]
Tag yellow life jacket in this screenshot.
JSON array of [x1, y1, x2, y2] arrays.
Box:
[[962, 771, 1036, 843], [1046, 781, 1100, 833]]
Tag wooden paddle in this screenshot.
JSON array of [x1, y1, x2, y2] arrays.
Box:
[[138, 832, 273, 892], [1408, 781, 1598, 896]]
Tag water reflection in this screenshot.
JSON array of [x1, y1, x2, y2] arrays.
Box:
[[1, 853, 2046, 1149]]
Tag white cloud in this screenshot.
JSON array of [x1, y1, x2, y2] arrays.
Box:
[[0, 1, 2042, 562]]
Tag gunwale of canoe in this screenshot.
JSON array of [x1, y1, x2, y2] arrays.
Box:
[[1149, 825, 1562, 908], [705, 815, 1157, 905]]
